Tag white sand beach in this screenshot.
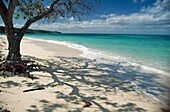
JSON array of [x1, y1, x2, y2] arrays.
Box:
[[0, 37, 168, 112]]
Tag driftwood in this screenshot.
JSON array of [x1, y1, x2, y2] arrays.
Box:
[[0, 60, 46, 78], [23, 87, 45, 92], [82, 99, 92, 108]]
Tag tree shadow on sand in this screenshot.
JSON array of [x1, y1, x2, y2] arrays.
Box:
[[0, 55, 168, 112]]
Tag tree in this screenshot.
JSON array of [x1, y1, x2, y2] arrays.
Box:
[[0, 0, 99, 61]]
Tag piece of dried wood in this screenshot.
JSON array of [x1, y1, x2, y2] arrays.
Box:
[[23, 87, 45, 93]]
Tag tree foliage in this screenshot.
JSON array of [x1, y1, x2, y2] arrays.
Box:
[[17, 0, 99, 21]]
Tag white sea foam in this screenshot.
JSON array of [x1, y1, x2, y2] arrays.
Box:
[[82, 48, 169, 76], [25, 36, 170, 76]]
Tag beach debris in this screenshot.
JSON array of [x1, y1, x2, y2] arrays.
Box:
[[23, 87, 45, 93], [82, 99, 92, 108], [0, 60, 46, 78], [0, 109, 11, 112], [0, 106, 11, 112]]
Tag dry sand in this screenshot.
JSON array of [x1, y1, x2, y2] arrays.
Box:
[[21, 39, 82, 58], [0, 37, 167, 112]]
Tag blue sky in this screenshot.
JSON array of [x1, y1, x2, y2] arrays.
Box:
[[0, 0, 170, 34]]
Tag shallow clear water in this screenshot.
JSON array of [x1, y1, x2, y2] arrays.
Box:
[[25, 33, 170, 73]]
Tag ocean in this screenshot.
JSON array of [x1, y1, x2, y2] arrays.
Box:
[[1, 33, 170, 105], [25, 33, 170, 73]]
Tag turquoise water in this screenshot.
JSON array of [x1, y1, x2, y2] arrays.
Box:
[[25, 33, 170, 73]]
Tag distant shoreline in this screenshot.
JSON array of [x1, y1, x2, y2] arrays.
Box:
[[0, 26, 61, 34]]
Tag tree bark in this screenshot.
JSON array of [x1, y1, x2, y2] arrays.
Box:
[[0, 1, 21, 61], [6, 37, 22, 61], [6, 26, 22, 61]]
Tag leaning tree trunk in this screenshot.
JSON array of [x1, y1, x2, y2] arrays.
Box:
[[5, 26, 22, 61], [6, 37, 22, 61]]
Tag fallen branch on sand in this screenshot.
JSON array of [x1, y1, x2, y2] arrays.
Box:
[[82, 99, 92, 108], [23, 87, 45, 93]]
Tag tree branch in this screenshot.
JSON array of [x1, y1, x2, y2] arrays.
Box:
[[49, 0, 59, 10], [7, 0, 18, 21], [0, 1, 8, 25], [16, 0, 59, 40], [16, 10, 52, 40]]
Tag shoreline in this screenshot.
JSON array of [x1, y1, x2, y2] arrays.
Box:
[[21, 38, 83, 58], [1, 34, 170, 75], [24, 35, 170, 76], [0, 36, 169, 111]]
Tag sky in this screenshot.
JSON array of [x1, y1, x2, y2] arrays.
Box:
[[0, 0, 170, 34]]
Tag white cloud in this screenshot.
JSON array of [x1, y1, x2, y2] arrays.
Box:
[[132, 0, 145, 3], [141, 0, 170, 14], [68, 17, 74, 21], [17, 0, 170, 34], [97, 14, 117, 18]]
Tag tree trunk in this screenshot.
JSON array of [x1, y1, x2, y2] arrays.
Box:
[[6, 37, 22, 61], [5, 26, 22, 61]]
